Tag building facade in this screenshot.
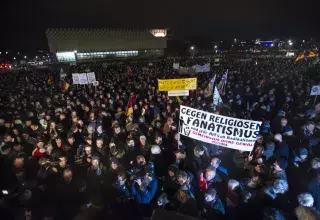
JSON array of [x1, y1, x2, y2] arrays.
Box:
[[46, 28, 167, 62]]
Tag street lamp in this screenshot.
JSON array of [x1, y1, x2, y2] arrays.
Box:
[[190, 46, 194, 50], [6, 52, 8, 54], [24, 56, 27, 59], [13, 57, 16, 60], [214, 45, 218, 49]]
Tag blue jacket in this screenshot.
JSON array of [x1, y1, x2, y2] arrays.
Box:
[[204, 196, 226, 217], [131, 178, 158, 204]]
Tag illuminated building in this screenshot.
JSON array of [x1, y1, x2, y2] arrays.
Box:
[[46, 28, 167, 62]]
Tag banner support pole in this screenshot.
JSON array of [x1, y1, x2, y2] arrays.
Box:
[[314, 95, 318, 106]]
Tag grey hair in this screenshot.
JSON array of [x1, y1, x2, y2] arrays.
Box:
[[228, 179, 240, 190], [273, 179, 288, 194], [298, 193, 314, 207]]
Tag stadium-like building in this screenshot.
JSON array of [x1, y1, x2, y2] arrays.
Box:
[[46, 28, 168, 62]]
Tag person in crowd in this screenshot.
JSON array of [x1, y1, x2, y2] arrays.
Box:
[[298, 193, 314, 207], [202, 188, 226, 218]]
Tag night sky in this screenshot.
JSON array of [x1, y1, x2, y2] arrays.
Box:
[[0, 0, 319, 51]]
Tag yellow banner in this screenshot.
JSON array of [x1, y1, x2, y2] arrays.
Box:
[[158, 78, 197, 91]]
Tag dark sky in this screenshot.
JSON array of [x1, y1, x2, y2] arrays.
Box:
[[0, 0, 319, 51]]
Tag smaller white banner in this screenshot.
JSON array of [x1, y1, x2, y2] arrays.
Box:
[[173, 63, 180, 70], [168, 90, 189, 97], [72, 73, 80, 84], [192, 63, 210, 73], [311, 85, 320, 95], [79, 73, 88, 85], [86, 72, 96, 84]]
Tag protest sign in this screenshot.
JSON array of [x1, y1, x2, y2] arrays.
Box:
[[79, 73, 88, 85], [168, 90, 189, 97], [72, 73, 80, 84], [158, 78, 197, 91], [179, 105, 262, 151], [192, 63, 210, 73], [310, 85, 320, 95], [173, 63, 180, 70], [179, 66, 196, 74], [86, 72, 96, 84]]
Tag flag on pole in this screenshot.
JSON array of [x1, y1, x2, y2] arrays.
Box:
[[213, 86, 222, 106], [61, 81, 70, 91], [126, 93, 136, 116], [295, 52, 305, 62], [176, 96, 182, 104], [204, 75, 216, 97], [217, 70, 228, 94]]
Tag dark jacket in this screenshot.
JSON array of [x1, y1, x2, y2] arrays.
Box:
[[203, 196, 226, 218], [308, 177, 320, 211]]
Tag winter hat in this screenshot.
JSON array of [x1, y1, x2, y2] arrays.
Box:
[[168, 164, 178, 174], [299, 148, 308, 156], [276, 158, 288, 170], [151, 145, 161, 154], [282, 126, 293, 134], [110, 157, 119, 165]]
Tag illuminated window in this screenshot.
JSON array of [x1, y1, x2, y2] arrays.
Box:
[[56, 51, 76, 62]]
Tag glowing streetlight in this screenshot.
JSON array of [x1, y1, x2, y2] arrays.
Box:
[[6, 52, 8, 54], [289, 42, 293, 46], [190, 46, 194, 50], [271, 43, 274, 47], [24, 56, 27, 59], [302, 40, 305, 43], [13, 57, 16, 60], [35, 56, 38, 59], [214, 45, 218, 49]]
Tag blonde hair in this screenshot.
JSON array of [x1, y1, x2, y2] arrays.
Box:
[[295, 206, 320, 220]]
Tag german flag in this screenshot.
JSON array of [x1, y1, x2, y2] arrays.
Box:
[[308, 51, 318, 58], [61, 81, 70, 91], [295, 52, 305, 63], [126, 94, 136, 116]]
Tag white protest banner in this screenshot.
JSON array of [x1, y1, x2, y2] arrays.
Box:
[[192, 63, 210, 73], [79, 73, 88, 85], [72, 73, 80, 84], [179, 105, 262, 151], [173, 63, 180, 70], [86, 72, 96, 84], [168, 90, 189, 97], [310, 85, 320, 96], [213, 86, 222, 106], [179, 66, 196, 74]]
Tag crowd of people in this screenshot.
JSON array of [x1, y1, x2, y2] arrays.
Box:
[[0, 56, 320, 220]]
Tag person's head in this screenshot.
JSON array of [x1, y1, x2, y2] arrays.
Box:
[[67, 134, 75, 145], [273, 179, 288, 194], [127, 138, 135, 147], [167, 117, 173, 126], [280, 118, 288, 127], [263, 208, 285, 220], [306, 121, 316, 133], [274, 158, 288, 171], [157, 193, 169, 207], [205, 167, 216, 181], [110, 158, 119, 170], [136, 155, 146, 165], [59, 113, 66, 121], [174, 133, 180, 141], [154, 135, 162, 144], [210, 157, 221, 168], [176, 190, 190, 204], [85, 146, 92, 156], [168, 165, 178, 177], [194, 145, 205, 157], [87, 125, 95, 135], [151, 145, 161, 155], [46, 144, 53, 154], [59, 156, 67, 168], [63, 168, 72, 183], [282, 126, 293, 136], [228, 179, 240, 191], [96, 138, 103, 148], [3, 134, 13, 143], [274, 134, 282, 142], [92, 157, 100, 169], [299, 148, 308, 160], [295, 206, 320, 220], [205, 188, 217, 202], [298, 193, 314, 207], [177, 171, 188, 185], [13, 142, 22, 152], [311, 158, 320, 170], [13, 156, 24, 169], [114, 125, 121, 134], [55, 137, 62, 146], [49, 121, 56, 129], [139, 135, 146, 145]]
